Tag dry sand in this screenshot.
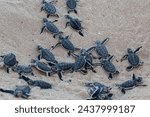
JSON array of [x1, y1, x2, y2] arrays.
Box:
[[0, 0, 150, 100]]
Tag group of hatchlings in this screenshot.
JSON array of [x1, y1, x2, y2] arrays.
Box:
[[0, 0, 147, 99]]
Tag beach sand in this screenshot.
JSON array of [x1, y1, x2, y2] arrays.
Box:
[[0, 0, 150, 99]]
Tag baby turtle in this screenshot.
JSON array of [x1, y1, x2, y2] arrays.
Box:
[[116, 74, 147, 94], [121, 46, 143, 71], [0, 53, 18, 73], [51, 62, 74, 81], [51, 35, 80, 56], [96, 56, 119, 80], [71, 49, 89, 74], [85, 82, 113, 100], [85, 82, 112, 94], [12, 65, 34, 76], [40, 18, 63, 38], [65, 15, 84, 37], [0, 85, 31, 99], [19, 75, 52, 89], [72, 49, 96, 73], [31, 59, 51, 76], [41, 0, 59, 18], [87, 37, 110, 59], [66, 0, 78, 14], [37, 45, 57, 65]]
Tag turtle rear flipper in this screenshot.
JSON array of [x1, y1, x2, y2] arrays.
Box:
[[108, 73, 113, 80], [126, 66, 133, 71], [74, 9, 77, 14], [121, 88, 126, 94], [79, 31, 84, 37]]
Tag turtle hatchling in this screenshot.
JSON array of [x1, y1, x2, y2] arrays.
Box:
[[51, 62, 74, 81], [85, 82, 112, 94], [51, 35, 80, 56], [37, 45, 57, 65], [40, 18, 63, 38], [0, 85, 31, 99], [87, 37, 110, 59], [71, 49, 90, 74], [121, 46, 144, 71], [96, 55, 119, 80], [41, 0, 59, 18], [19, 75, 52, 89], [31, 59, 51, 76], [65, 15, 84, 37], [85, 82, 113, 100], [0, 53, 18, 73], [12, 65, 34, 76], [116, 74, 147, 94], [66, 0, 78, 14], [72, 48, 96, 73]]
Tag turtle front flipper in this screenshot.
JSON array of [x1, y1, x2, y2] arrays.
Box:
[[6, 67, 10, 73], [57, 70, 63, 81], [65, 22, 70, 28], [0, 88, 14, 95], [126, 66, 133, 71], [134, 46, 142, 53], [101, 37, 110, 44], [40, 26, 46, 34], [51, 42, 61, 50], [121, 54, 128, 62]]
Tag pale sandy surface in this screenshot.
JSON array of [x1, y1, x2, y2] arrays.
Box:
[[0, 0, 150, 100]]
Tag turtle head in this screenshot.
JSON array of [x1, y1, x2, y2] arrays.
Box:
[[43, 18, 48, 23], [37, 45, 43, 50], [127, 48, 133, 53], [58, 35, 64, 40], [64, 15, 71, 19], [27, 80, 34, 85], [80, 49, 87, 55], [14, 91, 23, 97], [132, 74, 143, 84], [42, 0, 47, 4], [95, 40, 101, 45], [31, 59, 37, 64]]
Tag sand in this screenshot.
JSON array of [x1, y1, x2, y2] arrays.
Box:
[[0, 0, 150, 100]]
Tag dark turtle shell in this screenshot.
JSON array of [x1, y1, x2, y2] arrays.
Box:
[[74, 56, 86, 70], [43, 2, 56, 14], [60, 37, 75, 51], [14, 65, 33, 74], [58, 62, 74, 71], [45, 21, 59, 33], [30, 80, 52, 89], [36, 62, 51, 71], [128, 53, 140, 67], [15, 85, 31, 95], [70, 18, 82, 30], [40, 48, 56, 62], [118, 80, 136, 89], [101, 60, 116, 73], [95, 44, 109, 58], [4, 53, 16, 67], [66, 0, 77, 9]]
